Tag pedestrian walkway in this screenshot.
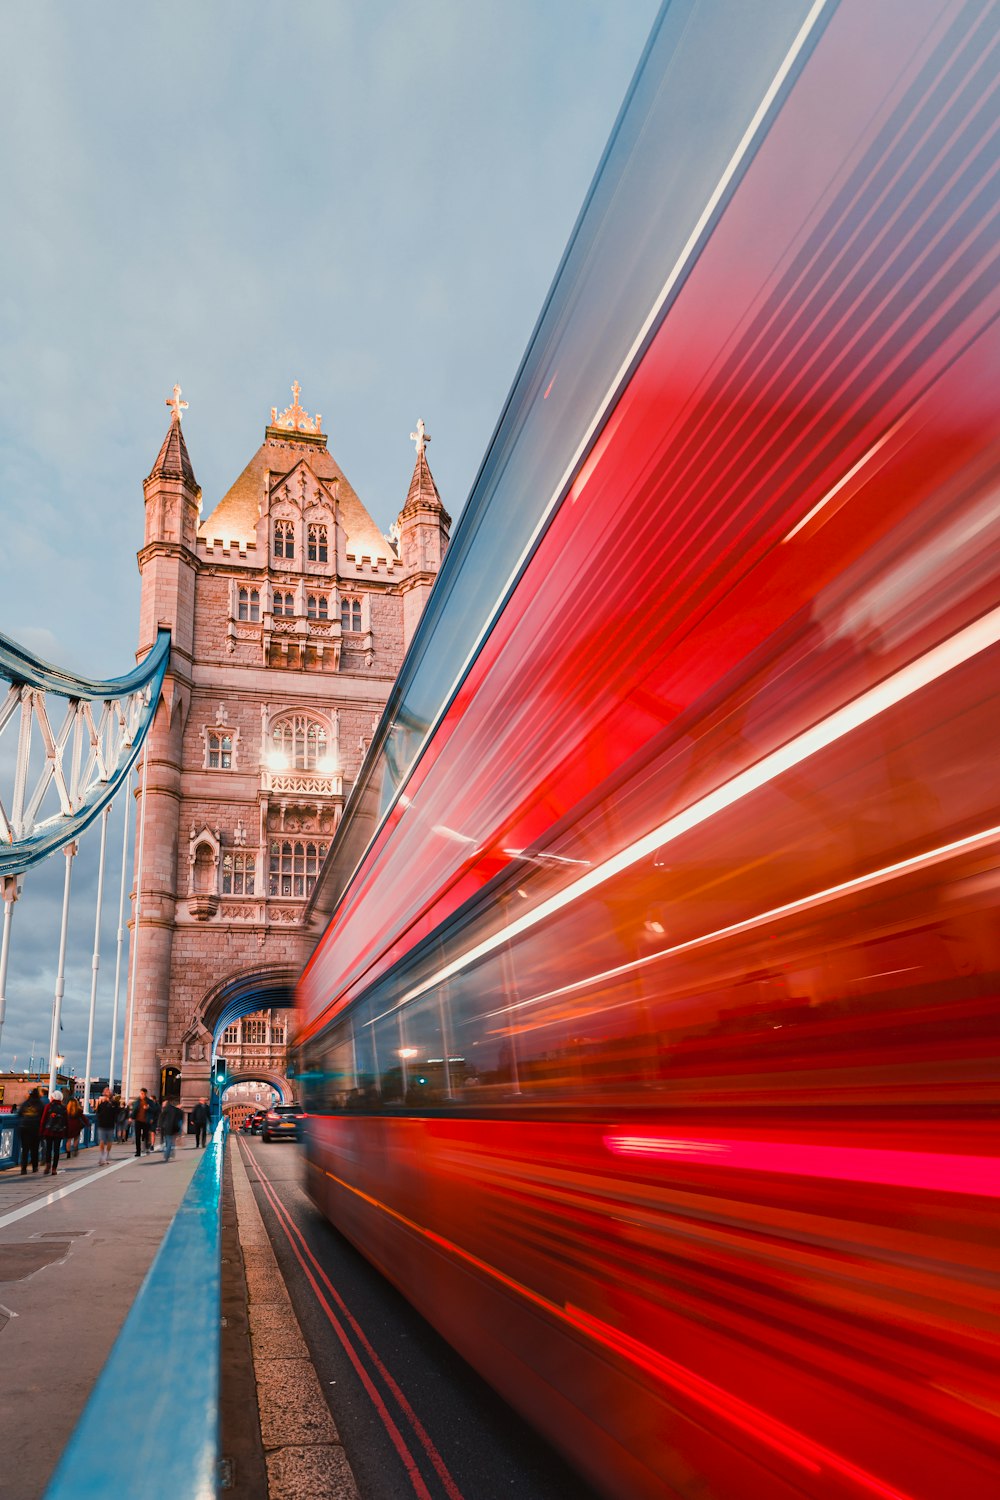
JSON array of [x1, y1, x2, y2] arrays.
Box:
[[0, 1140, 202, 1500]]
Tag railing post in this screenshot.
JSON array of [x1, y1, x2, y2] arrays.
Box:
[[0, 873, 21, 1057], [123, 741, 149, 1101], [48, 841, 78, 1095], [83, 805, 110, 1113], [108, 788, 132, 1092]]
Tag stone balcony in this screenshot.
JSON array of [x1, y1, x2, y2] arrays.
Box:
[[259, 766, 344, 798]]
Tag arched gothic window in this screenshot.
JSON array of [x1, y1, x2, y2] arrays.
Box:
[[341, 597, 362, 631], [307, 594, 328, 620], [307, 523, 328, 563], [243, 1018, 267, 1044], [238, 588, 260, 622], [273, 590, 295, 618], [271, 714, 328, 770], [207, 732, 232, 770], [273, 520, 294, 559], [269, 839, 326, 898]]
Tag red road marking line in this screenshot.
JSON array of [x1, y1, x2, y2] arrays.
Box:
[[244, 1141, 466, 1500]]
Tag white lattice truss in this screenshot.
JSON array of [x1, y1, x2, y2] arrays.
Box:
[[0, 629, 169, 876]]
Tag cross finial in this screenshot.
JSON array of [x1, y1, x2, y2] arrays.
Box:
[[270, 380, 321, 434], [166, 384, 188, 421], [410, 418, 431, 457]]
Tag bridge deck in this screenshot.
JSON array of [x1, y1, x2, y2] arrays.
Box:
[[0, 1141, 201, 1498]]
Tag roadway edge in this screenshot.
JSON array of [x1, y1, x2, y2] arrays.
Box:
[[231, 1137, 360, 1500]]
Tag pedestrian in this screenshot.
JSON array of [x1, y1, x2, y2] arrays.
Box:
[[65, 1092, 85, 1158], [17, 1087, 44, 1174], [132, 1088, 151, 1157], [190, 1096, 210, 1148], [94, 1087, 118, 1166], [40, 1090, 68, 1176], [146, 1094, 160, 1154], [116, 1099, 129, 1142], [159, 1098, 183, 1161]]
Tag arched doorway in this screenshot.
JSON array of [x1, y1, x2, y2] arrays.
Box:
[[221, 1076, 286, 1130], [195, 966, 297, 1118]]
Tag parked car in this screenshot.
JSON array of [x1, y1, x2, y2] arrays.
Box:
[[261, 1103, 304, 1142]]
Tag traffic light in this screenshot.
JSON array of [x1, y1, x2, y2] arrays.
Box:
[[213, 1057, 226, 1087]]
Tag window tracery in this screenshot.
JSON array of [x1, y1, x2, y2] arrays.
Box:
[[308, 523, 329, 562], [270, 714, 328, 770], [238, 588, 260, 622], [273, 520, 294, 559], [269, 839, 326, 898], [222, 852, 255, 895]]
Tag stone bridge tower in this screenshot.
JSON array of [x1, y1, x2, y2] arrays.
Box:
[[125, 386, 449, 1106]]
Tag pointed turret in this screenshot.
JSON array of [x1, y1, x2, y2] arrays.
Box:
[[396, 419, 450, 647], [138, 385, 202, 660], [149, 415, 197, 487], [129, 385, 202, 1096]]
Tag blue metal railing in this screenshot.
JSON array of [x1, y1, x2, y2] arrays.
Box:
[[0, 1115, 94, 1169], [44, 1119, 226, 1499]]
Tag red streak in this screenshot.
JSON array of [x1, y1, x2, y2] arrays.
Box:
[[311, 1152, 915, 1496], [603, 1133, 1000, 1196]]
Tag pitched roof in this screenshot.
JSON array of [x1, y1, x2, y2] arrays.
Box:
[[147, 414, 197, 487], [401, 448, 451, 527], [199, 428, 393, 561]]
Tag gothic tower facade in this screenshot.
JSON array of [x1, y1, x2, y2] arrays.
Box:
[[125, 386, 450, 1106]]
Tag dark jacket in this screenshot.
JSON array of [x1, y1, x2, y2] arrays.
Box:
[[95, 1097, 118, 1129], [160, 1101, 183, 1136], [191, 1102, 210, 1126], [40, 1099, 68, 1138], [17, 1093, 44, 1136]]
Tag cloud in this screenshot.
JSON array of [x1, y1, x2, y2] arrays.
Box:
[[0, 0, 662, 1069]]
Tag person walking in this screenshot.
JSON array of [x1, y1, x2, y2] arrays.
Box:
[[190, 1097, 210, 1148], [159, 1098, 183, 1161], [146, 1094, 160, 1154], [65, 1092, 85, 1159], [40, 1090, 68, 1176], [132, 1089, 151, 1157], [17, 1087, 44, 1174], [94, 1087, 117, 1166]]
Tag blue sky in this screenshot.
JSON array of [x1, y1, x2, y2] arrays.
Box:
[[0, 1, 660, 1078]]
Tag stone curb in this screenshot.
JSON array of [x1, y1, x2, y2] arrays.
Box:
[[230, 1140, 359, 1500]]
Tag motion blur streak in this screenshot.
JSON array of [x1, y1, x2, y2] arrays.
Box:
[[318, 1165, 918, 1496], [395, 605, 1000, 1015], [297, 3, 1000, 1497], [497, 822, 1000, 1019], [603, 1135, 1000, 1196], [563, 1309, 913, 1499]]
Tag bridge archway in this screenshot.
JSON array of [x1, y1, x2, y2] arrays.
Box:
[[199, 964, 297, 1042], [221, 1074, 288, 1129], [196, 965, 297, 1115]]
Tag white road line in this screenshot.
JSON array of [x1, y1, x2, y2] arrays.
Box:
[[0, 1157, 136, 1232]]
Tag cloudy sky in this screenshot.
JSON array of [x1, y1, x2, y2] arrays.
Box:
[[0, 1, 660, 1080]]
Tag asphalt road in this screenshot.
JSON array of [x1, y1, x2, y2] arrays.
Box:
[[238, 1133, 603, 1500]]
